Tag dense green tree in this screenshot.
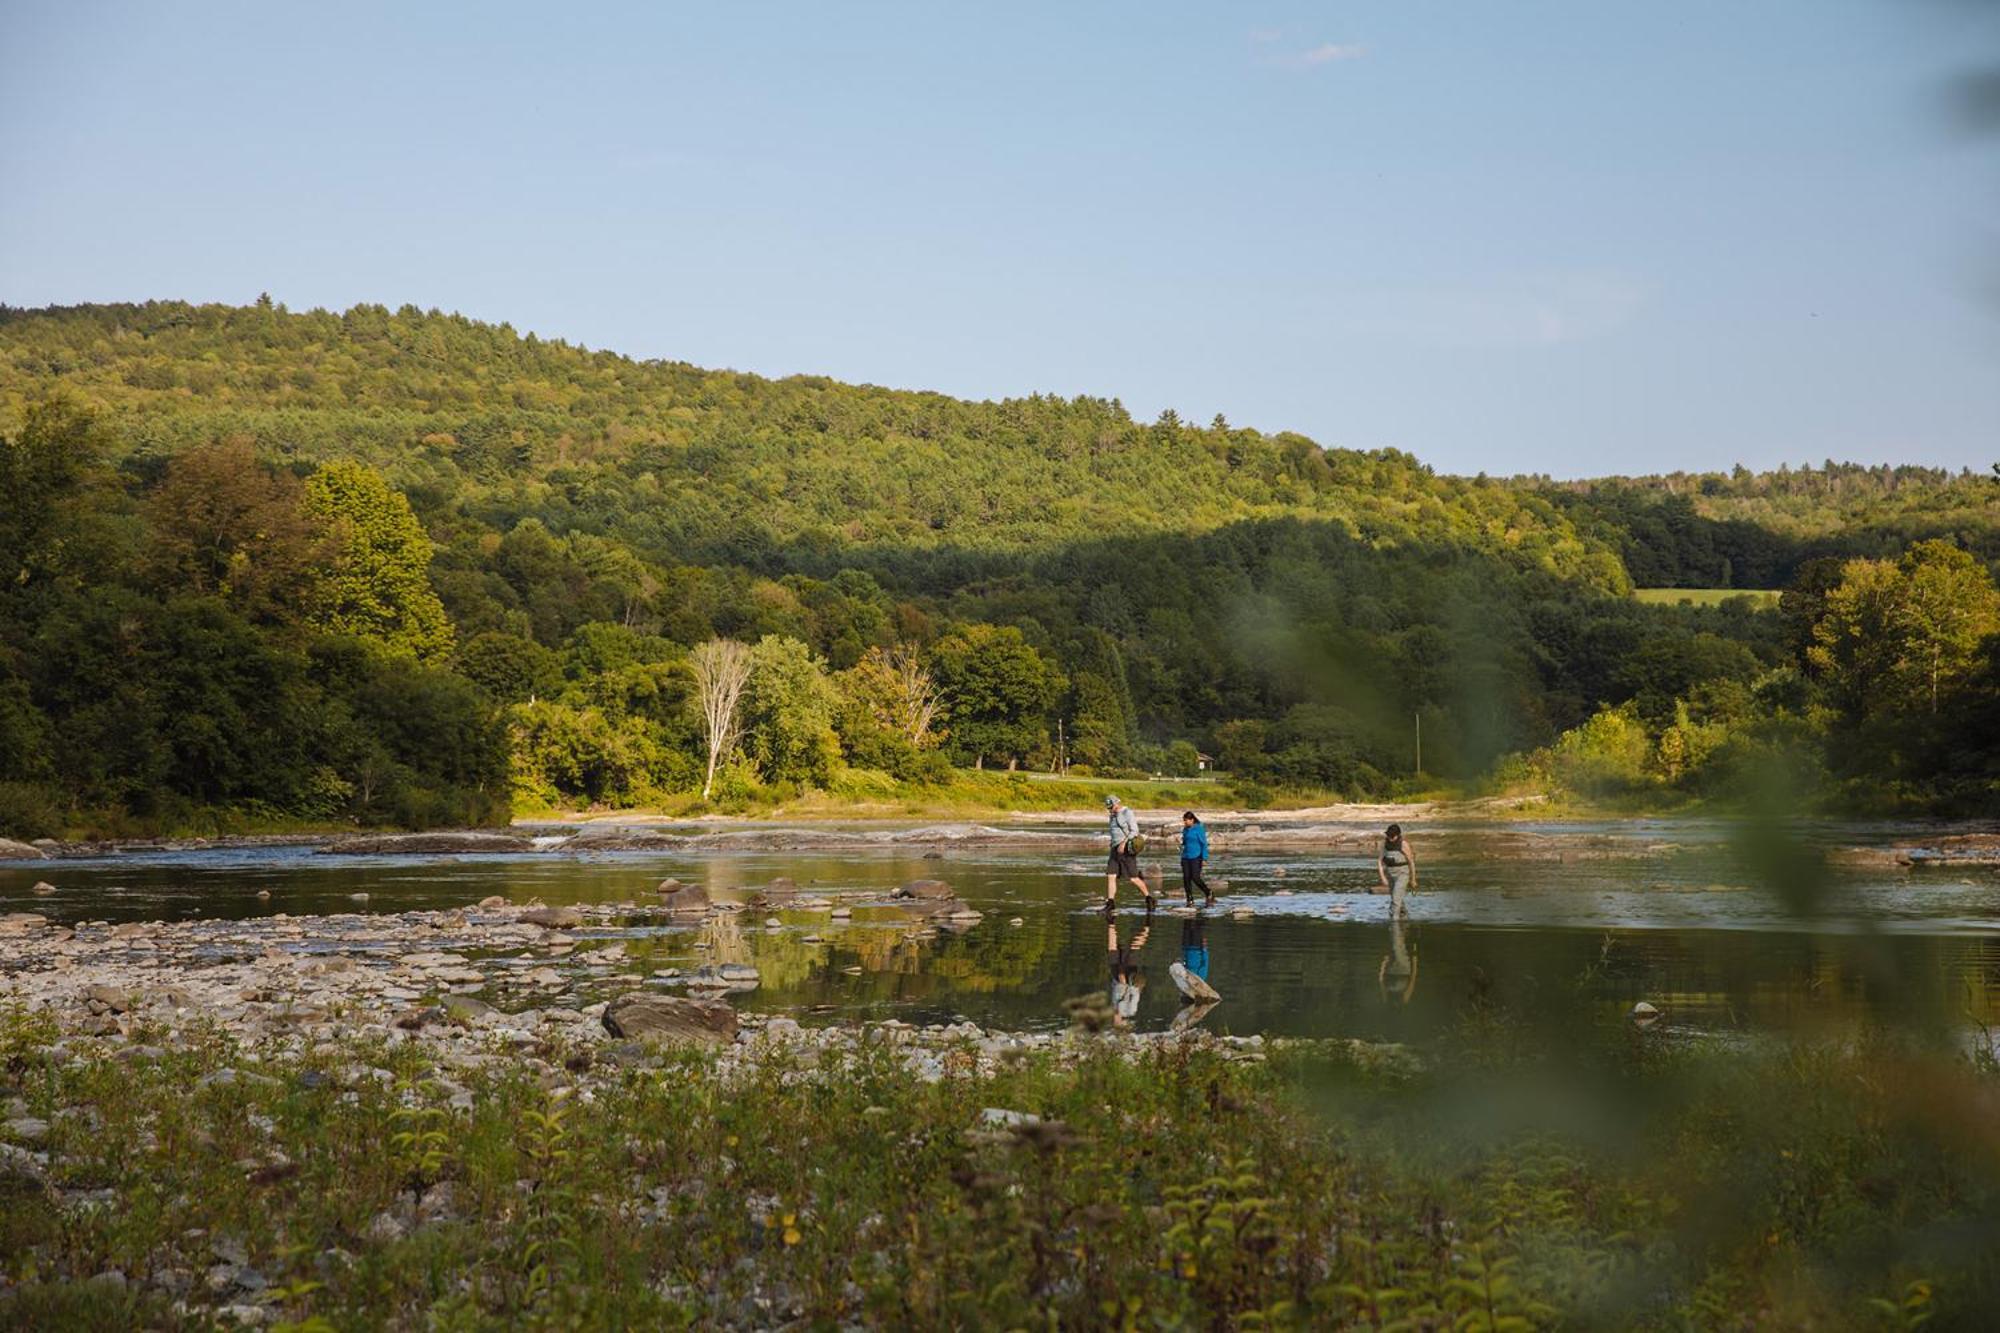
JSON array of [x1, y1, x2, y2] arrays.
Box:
[[457, 630, 563, 704], [1065, 628, 1135, 768], [931, 625, 1065, 770], [301, 461, 454, 662], [741, 635, 840, 786]]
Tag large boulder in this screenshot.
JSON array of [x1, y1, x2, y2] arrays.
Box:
[[895, 879, 955, 901], [0, 838, 48, 860], [519, 906, 583, 929], [655, 879, 711, 916], [601, 993, 737, 1046]]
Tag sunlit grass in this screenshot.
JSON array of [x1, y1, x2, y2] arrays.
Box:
[[1633, 587, 1780, 609]]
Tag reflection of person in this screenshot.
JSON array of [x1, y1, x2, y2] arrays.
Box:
[[1377, 913, 1417, 1004], [1108, 916, 1150, 1025], [1179, 914, 1210, 992], [1178, 810, 1213, 908], [1377, 823, 1417, 919], [1103, 795, 1155, 910]]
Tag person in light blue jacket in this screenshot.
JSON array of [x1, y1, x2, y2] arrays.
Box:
[[1179, 810, 1212, 907]]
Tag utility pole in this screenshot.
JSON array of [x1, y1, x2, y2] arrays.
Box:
[[1414, 711, 1422, 781]]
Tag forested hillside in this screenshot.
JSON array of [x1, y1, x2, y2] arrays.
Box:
[[1, 299, 1995, 831]]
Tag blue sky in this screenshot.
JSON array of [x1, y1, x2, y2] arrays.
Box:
[[3, 1, 1995, 477]]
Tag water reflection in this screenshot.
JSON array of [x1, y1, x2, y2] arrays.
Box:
[[1377, 914, 1417, 1006], [1171, 912, 1221, 1031], [1107, 914, 1151, 1028]]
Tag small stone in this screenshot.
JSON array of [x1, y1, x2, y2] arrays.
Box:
[[4, 1116, 49, 1143], [979, 1107, 1039, 1128], [365, 1211, 407, 1244], [256, 889, 271, 901], [348, 892, 370, 904], [520, 906, 583, 929], [440, 995, 495, 1026], [84, 983, 132, 1013], [477, 895, 509, 909], [894, 879, 955, 901], [31, 881, 56, 896]]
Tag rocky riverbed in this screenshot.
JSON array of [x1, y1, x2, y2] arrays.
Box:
[[0, 889, 1322, 1094]]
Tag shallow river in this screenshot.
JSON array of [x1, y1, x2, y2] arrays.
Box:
[[5, 818, 1998, 1044]]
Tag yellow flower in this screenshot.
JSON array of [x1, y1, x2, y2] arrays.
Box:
[[783, 1227, 802, 1247]]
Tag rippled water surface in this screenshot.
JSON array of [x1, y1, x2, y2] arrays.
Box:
[[6, 819, 1998, 1042]]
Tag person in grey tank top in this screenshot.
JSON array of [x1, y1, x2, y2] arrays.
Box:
[[1377, 823, 1417, 920]]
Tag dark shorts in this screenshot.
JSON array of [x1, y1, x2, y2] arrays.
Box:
[[1107, 848, 1140, 878]]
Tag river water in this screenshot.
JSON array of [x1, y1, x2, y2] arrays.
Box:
[[5, 818, 1997, 1044]]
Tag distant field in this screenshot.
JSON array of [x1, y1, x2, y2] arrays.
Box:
[[1633, 587, 1780, 608]]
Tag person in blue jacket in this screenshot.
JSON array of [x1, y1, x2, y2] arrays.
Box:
[[1179, 810, 1213, 907]]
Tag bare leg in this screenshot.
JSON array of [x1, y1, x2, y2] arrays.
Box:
[[1134, 875, 1154, 906], [1104, 873, 1118, 906]]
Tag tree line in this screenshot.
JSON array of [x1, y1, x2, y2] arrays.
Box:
[[0, 300, 1995, 832]]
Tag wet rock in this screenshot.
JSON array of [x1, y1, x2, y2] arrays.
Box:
[[895, 879, 955, 900], [31, 881, 56, 896], [1170, 962, 1221, 1003], [519, 906, 583, 929], [0, 838, 48, 860], [601, 993, 738, 1046], [1630, 1000, 1662, 1026], [323, 831, 535, 856], [656, 879, 711, 916], [348, 892, 371, 904], [749, 877, 798, 909], [477, 894, 509, 909], [0, 912, 49, 933]]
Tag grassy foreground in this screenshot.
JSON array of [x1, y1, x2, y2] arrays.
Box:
[[3, 1009, 1997, 1330]]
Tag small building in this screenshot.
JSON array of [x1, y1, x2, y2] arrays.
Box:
[[1195, 752, 1215, 772]]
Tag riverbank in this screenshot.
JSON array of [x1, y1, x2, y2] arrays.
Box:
[[2, 909, 1994, 1327]]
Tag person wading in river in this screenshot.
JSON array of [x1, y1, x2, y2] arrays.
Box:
[[1103, 795, 1155, 911], [1178, 810, 1213, 908], [1377, 822, 1417, 920]]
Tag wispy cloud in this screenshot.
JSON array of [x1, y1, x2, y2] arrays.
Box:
[[1250, 30, 1368, 70], [1299, 42, 1366, 66]]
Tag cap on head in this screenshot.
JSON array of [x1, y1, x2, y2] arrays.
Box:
[[1105, 795, 1120, 809]]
